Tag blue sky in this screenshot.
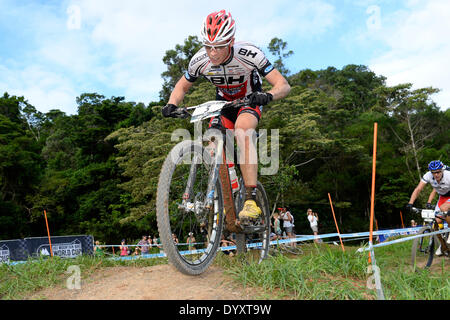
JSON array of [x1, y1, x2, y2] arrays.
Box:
[[1, 0, 449, 115]]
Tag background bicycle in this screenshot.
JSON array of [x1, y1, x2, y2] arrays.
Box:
[[410, 207, 449, 270]]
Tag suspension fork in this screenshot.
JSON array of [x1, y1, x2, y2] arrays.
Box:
[[205, 137, 224, 209], [182, 130, 224, 204], [183, 152, 200, 202]]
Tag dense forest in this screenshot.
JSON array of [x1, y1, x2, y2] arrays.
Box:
[[1, 36, 448, 244]]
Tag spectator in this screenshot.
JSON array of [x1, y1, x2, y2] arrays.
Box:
[[220, 234, 236, 256], [272, 212, 282, 239], [94, 241, 104, 257], [187, 232, 196, 251], [280, 208, 296, 247], [307, 208, 320, 243], [119, 239, 129, 256], [132, 246, 140, 256], [147, 235, 153, 253], [410, 220, 417, 227], [172, 233, 179, 245], [138, 236, 149, 255], [154, 235, 163, 253]]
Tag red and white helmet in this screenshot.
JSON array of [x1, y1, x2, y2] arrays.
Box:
[[201, 10, 236, 44]]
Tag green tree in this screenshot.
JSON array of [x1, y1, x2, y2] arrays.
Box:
[[375, 84, 442, 180], [0, 93, 43, 238], [267, 37, 293, 77], [159, 35, 203, 102]]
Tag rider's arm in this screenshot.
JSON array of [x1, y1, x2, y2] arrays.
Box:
[[168, 76, 194, 106], [408, 180, 427, 204], [265, 69, 291, 100], [427, 189, 437, 204]]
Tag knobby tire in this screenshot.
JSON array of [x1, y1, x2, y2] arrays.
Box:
[[156, 140, 224, 275]]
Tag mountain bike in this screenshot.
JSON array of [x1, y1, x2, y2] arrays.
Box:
[[156, 99, 271, 275], [410, 207, 449, 270]]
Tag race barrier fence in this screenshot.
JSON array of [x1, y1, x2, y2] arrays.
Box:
[[0, 235, 94, 264], [3, 225, 447, 266]]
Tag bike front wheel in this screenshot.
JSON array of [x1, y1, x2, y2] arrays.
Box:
[[156, 140, 224, 275], [411, 226, 435, 269]]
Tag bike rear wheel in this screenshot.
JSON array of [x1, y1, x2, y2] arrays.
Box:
[[234, 181, 271, 263], [156, 140, 224, 275], [411, 226, 435, 269]]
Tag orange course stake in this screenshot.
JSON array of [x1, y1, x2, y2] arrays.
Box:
[[369, 122, 378, 263], [328, 193, 345, 252], [400, 210, 405, 228], [44, 210, 54, 257]]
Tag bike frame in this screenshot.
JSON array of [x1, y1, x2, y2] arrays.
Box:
[[430, 219, 449, 253], [416, 208, 449, 254]]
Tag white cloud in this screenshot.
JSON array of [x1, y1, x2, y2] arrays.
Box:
[[368, 1, 450, 109], [1, 0, 338, 114], [0, 64, 78, 115]]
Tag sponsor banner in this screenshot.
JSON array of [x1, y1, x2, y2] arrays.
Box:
[[1, 235, 94, 263], [24, 235, 94, 259], [0, 239, 28, 262], [377, 228, 419, 242]]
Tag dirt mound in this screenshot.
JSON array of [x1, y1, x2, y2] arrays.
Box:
[[30, 264, 256, 300]]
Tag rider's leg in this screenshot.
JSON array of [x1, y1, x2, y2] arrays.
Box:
[[234, 112, 261, 221], [435, 200, 450, 255], [440, 201, 450, 246], [234, 112, 258, 186]]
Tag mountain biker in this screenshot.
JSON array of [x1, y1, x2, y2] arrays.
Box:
[[161, 10, 291, 224], [406, 160, 450, 255]]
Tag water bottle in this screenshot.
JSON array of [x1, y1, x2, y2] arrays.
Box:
[[227, 162, 240, 193]]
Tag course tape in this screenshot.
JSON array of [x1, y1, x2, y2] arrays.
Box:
[[357, 227, 450, 252], [106, 226, 432, 261]]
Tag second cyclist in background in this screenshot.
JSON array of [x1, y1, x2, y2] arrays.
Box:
[[406, 160, 450, 255]]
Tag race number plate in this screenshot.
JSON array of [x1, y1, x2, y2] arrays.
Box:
[[421, 209, 435, 219], [190, 101, 227, 123]]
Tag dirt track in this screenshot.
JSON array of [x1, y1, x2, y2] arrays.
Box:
[[30, 264, 257, 300]]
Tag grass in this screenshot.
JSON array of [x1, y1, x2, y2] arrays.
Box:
[[215, 240, 449, 300], [1, 238, 448, 300]]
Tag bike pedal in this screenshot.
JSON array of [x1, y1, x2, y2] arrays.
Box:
[[238, 217, 257, 226]]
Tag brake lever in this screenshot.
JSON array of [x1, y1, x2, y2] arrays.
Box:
[[173, 108, 191, 119]]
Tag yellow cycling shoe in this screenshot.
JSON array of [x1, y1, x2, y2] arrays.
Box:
[[238, 200, 262, 223]]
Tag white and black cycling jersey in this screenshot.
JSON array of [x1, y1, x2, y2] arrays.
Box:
[[421, 168, 450, 196], [185, 41, 274, 101]]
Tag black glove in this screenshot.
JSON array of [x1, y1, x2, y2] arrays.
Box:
[[162, 104, 189, 119], [425, 203, 433, 209], [405, 203, 413, 212], [162, 104, 177, 117], [248, 92, 273, 107]]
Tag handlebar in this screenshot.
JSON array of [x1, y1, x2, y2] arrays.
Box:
[[410, 206, 448, 220], [223, 97, 250, 110]]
